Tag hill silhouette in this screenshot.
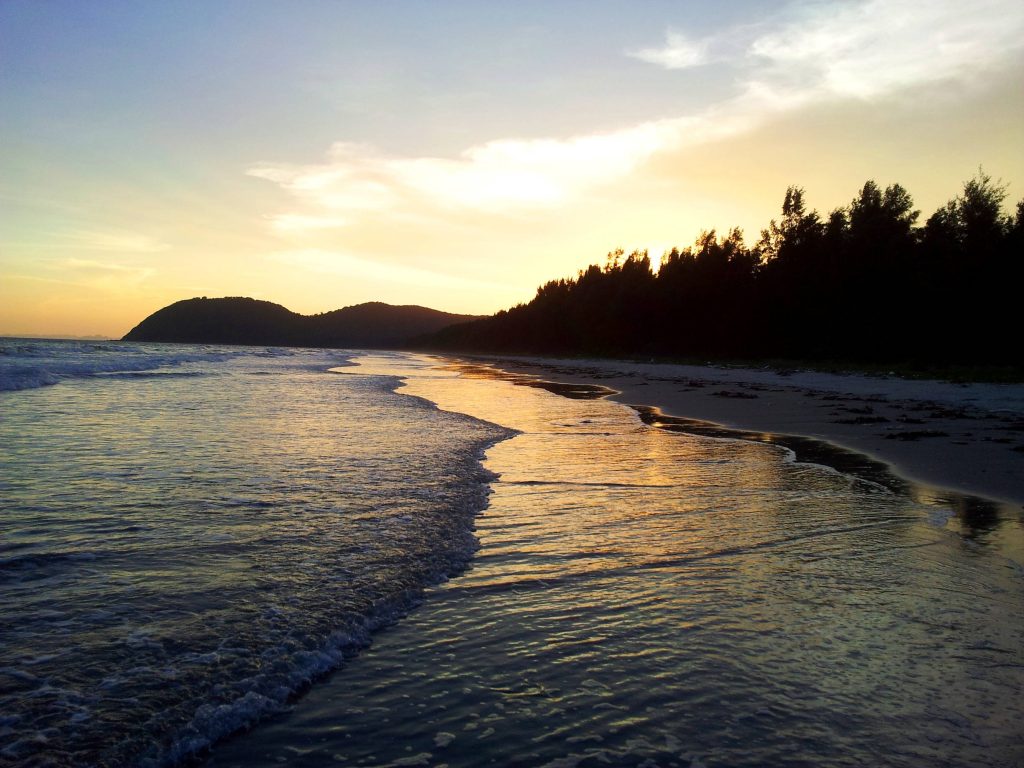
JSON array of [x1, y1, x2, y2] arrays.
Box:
[[123, 297, 480, 348]]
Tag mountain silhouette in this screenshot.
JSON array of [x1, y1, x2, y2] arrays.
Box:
[[122, 297, 480, 348]]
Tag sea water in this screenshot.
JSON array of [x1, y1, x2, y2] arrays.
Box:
[[209, 354, 1024, 768], [1, 343, 1022, 767], [0, 341, 511, 766]]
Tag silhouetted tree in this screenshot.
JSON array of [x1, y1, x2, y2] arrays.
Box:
[[421, 172, 1021, 367]]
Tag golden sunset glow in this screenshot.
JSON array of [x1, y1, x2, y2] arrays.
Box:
[[2, 0, 1022, 337]]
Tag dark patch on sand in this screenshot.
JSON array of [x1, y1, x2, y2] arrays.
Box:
[[446, 358, 1022, 535], [629, 405, 907, 494], [884, 430, 950, 441], [834, 415, 890, 425], [443, 363, 614, 400], [896, 416, 927, 425], [519, 380, 611, 400]]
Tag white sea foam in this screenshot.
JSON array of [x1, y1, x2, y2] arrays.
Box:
[[434, 731, 456, 747], [203, 352, 1024, 768], [10, 347, 1021, 768], [0, 345, 514, 767], [0, 339, 241, 392]]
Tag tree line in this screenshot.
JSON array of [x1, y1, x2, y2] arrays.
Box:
[[420, 172, 1023, 366]]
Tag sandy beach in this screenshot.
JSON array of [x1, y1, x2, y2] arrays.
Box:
[[457, 355, 1024, 508], [205, 352, 1024, 767]]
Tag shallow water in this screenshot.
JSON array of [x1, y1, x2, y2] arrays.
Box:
[[0, 342, 510, 766], [209, 353, 1024, 768], [2, 343, 1022, 767]]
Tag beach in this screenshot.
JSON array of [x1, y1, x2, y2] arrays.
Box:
[[467, 355, 1024, 508], [4, 344, 1023, 766], [205, 352, 1024, 768], [0, 343, 511, 766]]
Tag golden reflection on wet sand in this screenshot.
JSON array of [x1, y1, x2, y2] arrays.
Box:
[[209, 352, 1024, 768]]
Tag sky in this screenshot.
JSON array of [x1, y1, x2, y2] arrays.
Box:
[[1, 0, 1022, 337]]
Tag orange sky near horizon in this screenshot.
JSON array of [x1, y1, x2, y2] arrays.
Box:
[[2, 0, 1022, 338]]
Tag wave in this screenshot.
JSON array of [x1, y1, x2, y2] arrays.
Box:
[[0, 352, 517, 767], [0, 340, 241, 392], [100, 370, 213, 380], [148, 590, 431, 768]]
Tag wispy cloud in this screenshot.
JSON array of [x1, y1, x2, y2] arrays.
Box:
[[268, 213, 349, 234], [249, 122, 693, 229], [746, 0, 1024, 100], [59, 230, 171, 253], [249, 144, 400, 218], [633, 0, 1024, 102], [252, 0, 1024, 236], [267, 249, 504, 291], [627, 30, 709, 70], [3, 229, 173, 254], [49, 258, 156, 289], [248, 115, 756, 235]]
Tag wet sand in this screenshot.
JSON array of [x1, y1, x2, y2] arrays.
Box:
[[450, 355, 1024, 508], [206, 353, 1024, 768]]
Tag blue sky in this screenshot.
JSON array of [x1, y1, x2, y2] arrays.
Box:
[[2, 0, 1022, 335]]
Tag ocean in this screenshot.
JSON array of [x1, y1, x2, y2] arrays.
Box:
[[1, 341, 1022, 767]]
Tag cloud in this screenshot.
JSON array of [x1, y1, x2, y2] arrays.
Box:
[[629, 0, 1024, 102], [268, 213, 349, 234], [249, 143, 401, 217], [249, 121, 696, 231], [267, 249, 503, 291], [627, 31, 709, 70], [48, 258, 156, 290], [249, 112, 768, 236], [59, 230, 171, 253], [3, 229, 173, 254], [747, 0, 1024, 100], [252, 0, 1024, 235]]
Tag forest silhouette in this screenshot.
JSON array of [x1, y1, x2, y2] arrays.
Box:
[[421, 172, 1023, 367]]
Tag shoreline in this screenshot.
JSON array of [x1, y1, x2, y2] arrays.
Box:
[[447, 354, 1024, 509], [206, 350, 1024, 768]]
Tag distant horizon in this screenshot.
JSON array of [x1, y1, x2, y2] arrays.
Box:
[[4, 163, 1022, 340], [0, 333, 115, 341], [3, 0, 1023, 337]]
